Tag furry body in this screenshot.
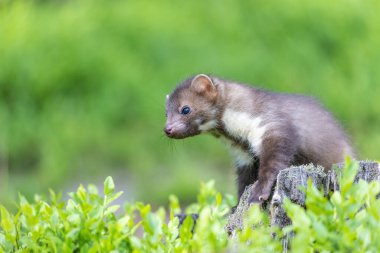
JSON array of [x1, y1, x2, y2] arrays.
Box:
[[164, 74, 355, 203]]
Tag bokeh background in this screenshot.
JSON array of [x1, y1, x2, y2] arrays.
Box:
[[1, 0, 379, 207]]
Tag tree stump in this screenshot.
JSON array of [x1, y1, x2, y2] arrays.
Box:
[[226, 160, 380, 231]]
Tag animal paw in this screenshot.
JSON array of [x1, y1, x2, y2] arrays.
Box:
[[248, 181, 272, 204]]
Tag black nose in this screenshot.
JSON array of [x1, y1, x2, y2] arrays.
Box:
[[164, 127, 172, 136]]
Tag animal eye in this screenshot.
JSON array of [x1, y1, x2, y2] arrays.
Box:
[[181, 106, 191, 115]]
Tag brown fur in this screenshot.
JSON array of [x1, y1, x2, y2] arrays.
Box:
[[165, 74, 356, 203]]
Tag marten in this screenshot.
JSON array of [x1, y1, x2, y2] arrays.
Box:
[[164, 74, 355, 204]]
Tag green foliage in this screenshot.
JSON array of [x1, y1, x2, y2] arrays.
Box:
[[1, 0, 380, 204], [0, 178, 237, 252], [1, 161, 380, 252], [284, 159, 380, 252]]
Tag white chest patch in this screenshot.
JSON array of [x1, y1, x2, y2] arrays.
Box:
[[222, 109, 267, 155], [198, 120, 217, 132], [220, 137, 253, 168]]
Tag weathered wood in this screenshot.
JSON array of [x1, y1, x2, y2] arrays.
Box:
[[225, 183, 255, 233], [226, 161, 380, 231], [327, 161, 380, 192], [270, 164, 326, 228]]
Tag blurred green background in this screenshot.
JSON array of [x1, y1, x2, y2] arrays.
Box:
[[1, 0, 379, 207]]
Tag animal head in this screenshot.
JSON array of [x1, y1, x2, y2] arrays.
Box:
[[164, 74, 219, 139]]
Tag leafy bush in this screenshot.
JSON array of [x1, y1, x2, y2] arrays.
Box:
[[1, 160, 379, 252], [284, 160, 380, 252]]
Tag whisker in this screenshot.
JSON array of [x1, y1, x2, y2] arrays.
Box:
[[160, 133, 167, 140], [170, 138, 178, 154]]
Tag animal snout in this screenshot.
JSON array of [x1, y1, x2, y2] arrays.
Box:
[[164, 126, 173, 136]]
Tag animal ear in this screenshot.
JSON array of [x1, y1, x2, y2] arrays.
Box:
[[190, 74, 217, 99]]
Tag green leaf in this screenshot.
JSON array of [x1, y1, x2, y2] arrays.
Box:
[[169, 194, 181, 215], [283, 198, 311, 228], [0, 206, 16, 246], [215, 192, 222, 207], [0, 206, 15, 235], [67, 213, 81, 225], [340, 158, 359, 195], [105, 191, 123, 206], [104, 176, 115, 196], [104, 205, 120, 216], [179, 215, 194, 241], [88, 184, 99, 195]]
